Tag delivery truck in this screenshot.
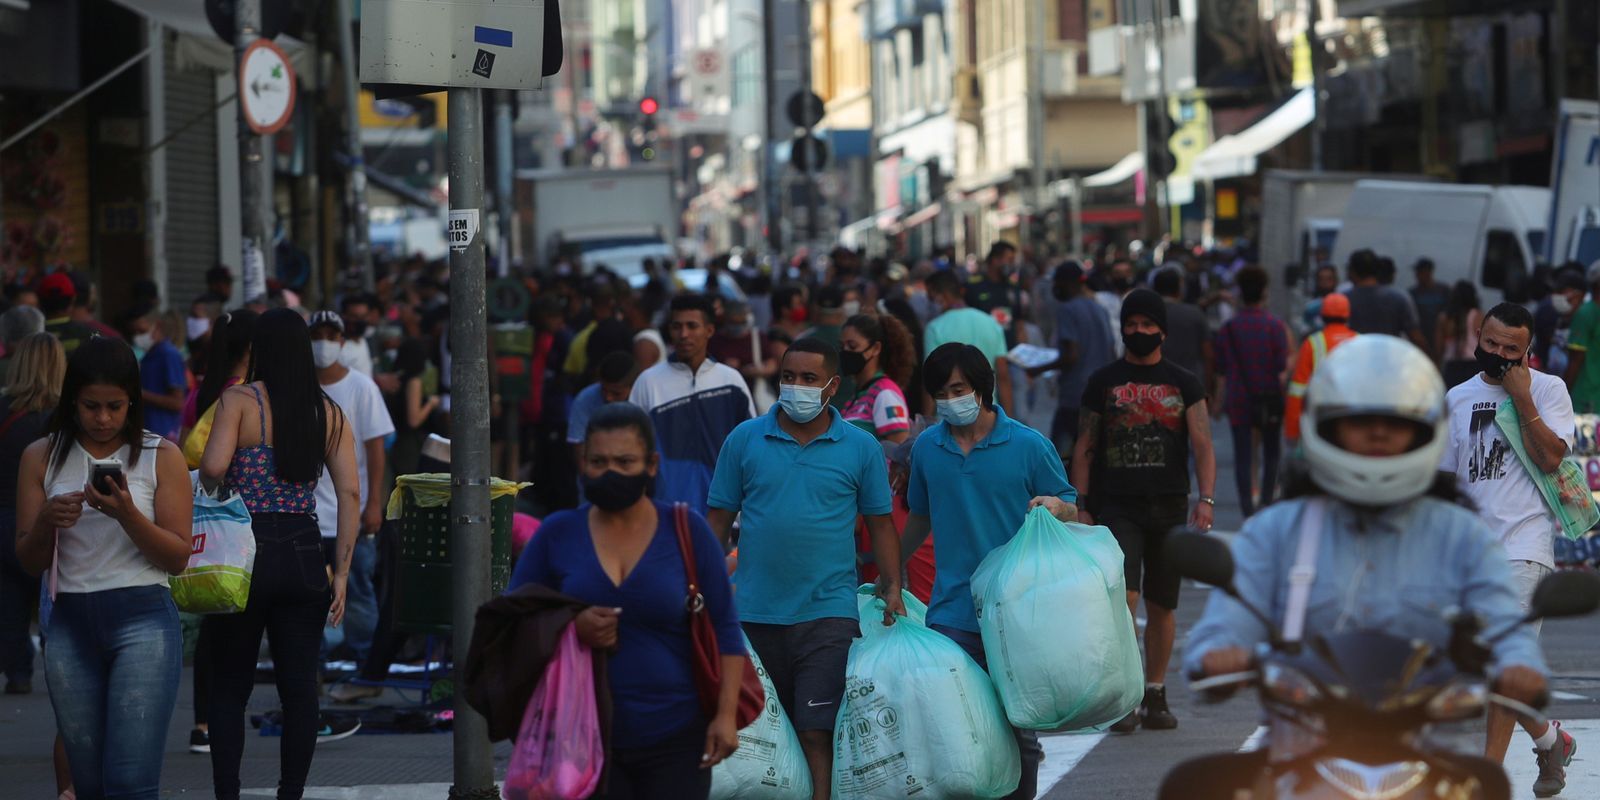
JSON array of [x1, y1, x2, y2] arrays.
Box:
[[517, 166, 678, 278]]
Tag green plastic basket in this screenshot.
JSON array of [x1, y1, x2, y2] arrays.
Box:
[[394, 487, 514, 634]]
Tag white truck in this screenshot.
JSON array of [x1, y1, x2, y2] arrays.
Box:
[[1546, 99, 1600, 267], [519, 166, 678, 278]]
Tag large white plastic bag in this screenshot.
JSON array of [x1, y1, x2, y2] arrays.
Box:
[[171, 485, 257, 614], [970, 506, 1142, 730], [855, 583, 927, 626], [711, 633, 812, 799], [832, 606, 1019, 799]]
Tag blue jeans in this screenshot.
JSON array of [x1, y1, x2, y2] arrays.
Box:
[[320, 535, 377, 660], [45, 584, 182, 800], [0, 512, 40, 685], [930, 624, 1041, 800]]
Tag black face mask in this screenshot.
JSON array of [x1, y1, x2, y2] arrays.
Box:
[[1124, 331, 1163, 358], [1112, 277, 1134, 292], [344, 320, 369, 338], [839, 349, 867, 377], [583, 470, 651, 512], [1474, 345, 1521, 380]]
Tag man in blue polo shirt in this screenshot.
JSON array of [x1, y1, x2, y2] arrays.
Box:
[[901, 341, 1078, 800], [707, 337, 905, 800]]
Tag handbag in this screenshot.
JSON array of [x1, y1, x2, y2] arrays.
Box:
[[172, 483, 257, 614], [749, 327, 776, 414], [671, 502, 765, 728], [1226, 322, 1286, 429], [1496, 400, 1600, 541]]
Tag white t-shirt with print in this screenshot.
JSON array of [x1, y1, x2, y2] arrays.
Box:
[[315, 370, 397, 539], [1442, 371, 1575, 568]]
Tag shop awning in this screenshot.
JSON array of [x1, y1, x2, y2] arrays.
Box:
[[1082, 152, 1145, 187], [109, 0, 315, 80], [1191, 88, 1314, 181]]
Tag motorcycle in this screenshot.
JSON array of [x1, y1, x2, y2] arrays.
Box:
[[1158, 531, 1600, 800]]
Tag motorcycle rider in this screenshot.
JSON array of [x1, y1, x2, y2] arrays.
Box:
[[1175, 336, 1548, 799]]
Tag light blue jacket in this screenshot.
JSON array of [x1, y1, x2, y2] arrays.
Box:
[[1184, 495, 1548, 680]]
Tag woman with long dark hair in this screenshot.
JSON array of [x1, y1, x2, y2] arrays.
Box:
[[199, 308, 359, 800], [15, 336, 194, 798], [183, 309, 259, 443], [385, 337, 438, 478], [1437, 280, 1483, 388]]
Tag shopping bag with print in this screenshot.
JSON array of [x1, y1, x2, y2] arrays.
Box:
[[831, 603, 1019, 799], [171, 485, 256, 614], [970, 506, 1143, 730], [711, 633, 812, 799], [854, 582, 927, 627], [503, 624, 604, 800]]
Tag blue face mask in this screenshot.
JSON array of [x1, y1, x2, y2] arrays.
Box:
[[779, 380, 834, 423], [935, 393, 982, 427]]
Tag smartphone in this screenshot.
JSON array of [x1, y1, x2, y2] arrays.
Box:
[[88, 456, 124, 494]]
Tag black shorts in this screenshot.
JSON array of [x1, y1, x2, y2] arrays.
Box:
[[1100, 495, 1189, 611], [743, 617, 859, 732]]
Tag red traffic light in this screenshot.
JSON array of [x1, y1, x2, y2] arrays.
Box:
[[639, 97, 659, 115]]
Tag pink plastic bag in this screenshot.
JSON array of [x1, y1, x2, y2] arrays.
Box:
[[503, 624, 604, 800]]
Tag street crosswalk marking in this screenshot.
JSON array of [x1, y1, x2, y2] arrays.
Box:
[[1238, 725, 1269, 752], [1034, 733, 1107, 799], [1552, 690, 1589, 702]]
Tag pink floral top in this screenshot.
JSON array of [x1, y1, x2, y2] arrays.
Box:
[[225, 384, 317, 514]]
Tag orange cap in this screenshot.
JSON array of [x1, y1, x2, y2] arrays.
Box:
[[1321, 292, 1350, 320]]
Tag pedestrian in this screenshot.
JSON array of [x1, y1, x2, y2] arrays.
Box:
[[1564, 262, 1600, 410], [899, 343, 1078, 800], [707, 300, 780, 411], [1071, 288, 1216, 734], [922, 269, 1013, 411], [0, 303, 46, 385], [1153, 267, 1213, 397], [1437, 302, 1579, 794], [1094, 258, 1138, 356], [509, 402, 748, 799], [707, 338, 904, 800], [309, 310, 396, 663], [568, 351, 643, 503], [39, 273, 95, 356], [1534, 265, 1584, 375], [1213, 266, 1291, 517], [1301, 263, 1340, 334], [383, 338, 441, 478], [1437, 280, 1484, 388], [1345, 249, 1425, 346], [1284, 293, 1357, 445], [0, 333, 66, 695], [633, 327, 666, 371], [628, 294, 754, 516], [338, 294, 377, 376], [199, 308, 362, 800], [769, 283, 811, 347], [198, 265, 235, 306], [131, 309, 188, 443], [1410, 258, 1449, 353], [15, 336, 193, 799], [966, 241, 1027, 347], [1027, 262, 1115, 460]]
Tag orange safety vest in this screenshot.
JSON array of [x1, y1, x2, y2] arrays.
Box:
[[1285, 324, 1359, 441]]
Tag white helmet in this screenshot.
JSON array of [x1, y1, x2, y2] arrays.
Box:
[[1300, 336, 1447, 506]]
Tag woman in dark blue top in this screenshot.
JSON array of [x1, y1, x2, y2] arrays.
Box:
[[508, 402, 746, 800]]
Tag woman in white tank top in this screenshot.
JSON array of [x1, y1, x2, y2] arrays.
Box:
[[14, 336, 194, 799]]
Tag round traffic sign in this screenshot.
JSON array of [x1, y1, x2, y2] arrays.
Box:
[[239, 39, 297, 135], [790, 134, 829, 172], [786, 91, 825, 129]]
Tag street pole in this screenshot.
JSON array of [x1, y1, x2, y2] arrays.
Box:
[[495, 90, 516, 275], [1308, 0, 1324, 172], [1026, 0, 1046, 253], [798, 0, 819, 247], [761, 0, 781, 254], [335, 0, 373, 292], [1148, 0, 1172, 241], [445, 87, 496, 800], [236, 0, 273, 302]]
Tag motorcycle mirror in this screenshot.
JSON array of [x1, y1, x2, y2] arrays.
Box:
[[1528, 571, 1600, 621], [1167, 531, 1237, 591]]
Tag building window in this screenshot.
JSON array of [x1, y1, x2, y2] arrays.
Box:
[[732, 46, 760, 107]]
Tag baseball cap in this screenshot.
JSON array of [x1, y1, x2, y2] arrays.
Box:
[[39, 272, 76, 302], [1320, 292, 1350, 320], [1053, 261, 1085, 283], [308, 310, 344, 334]]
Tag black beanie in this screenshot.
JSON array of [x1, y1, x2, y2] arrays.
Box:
[[1119, 288, 1167, 333]]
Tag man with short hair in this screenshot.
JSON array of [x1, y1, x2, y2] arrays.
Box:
[[308, 311, 396, 661], [1213, 266, 1291, 517], [966, 241, 1026, 347], [199, 265, 235, 306], [39, 273, 94, 355], [1073, 289, 1216, 734], [568, 351, 642, 491], [1026, 262, 1114, 459], [707, 338, 904, 800], [338, 294, 377, 375], [1153, 267, 1212, 391], [1285, 293, 1357, 444], [1441, 302, 1578, 796], [1562, 262, 1600, 409], [1409, 258, 1448, 352], [923, 269, 1013, 411], [1095, 259, 1138, 356], [68, 271, 120, 339], [1346, 249, 1425, 347], [628, 294, 755, 515]]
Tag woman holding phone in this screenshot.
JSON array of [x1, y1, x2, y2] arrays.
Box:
[[198, 308, 359, 800], [14, 335, 194, 799]]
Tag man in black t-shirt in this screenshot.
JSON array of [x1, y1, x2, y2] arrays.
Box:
[[1071, 289, 1217, 735]]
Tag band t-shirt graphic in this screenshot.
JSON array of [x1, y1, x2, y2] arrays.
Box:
[[1467, 405, 1511, 483], [1082, 359, 1205, 499]]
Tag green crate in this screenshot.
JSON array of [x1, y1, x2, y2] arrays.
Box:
[[394, 487, 514, 634]]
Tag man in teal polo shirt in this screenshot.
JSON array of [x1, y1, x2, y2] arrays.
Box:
[[901, 342, 1078, 800], [707, 337, 905, 800]]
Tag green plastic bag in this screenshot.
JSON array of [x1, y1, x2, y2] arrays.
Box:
[[854, 582, 927, 627], [171, 487, 255, 614], [970, 507, 1142, 731], [1498, 400, 1599, 540], [831, 602, 1019, 799], [711, 633, 812, 799]]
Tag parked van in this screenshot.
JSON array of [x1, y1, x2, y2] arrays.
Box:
[[1329, 180, 1550, 308]]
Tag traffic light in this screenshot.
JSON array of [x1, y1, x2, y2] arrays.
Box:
[[639, 96, 659, 116]]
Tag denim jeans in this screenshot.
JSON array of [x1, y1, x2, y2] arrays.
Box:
[[0, 512, 40, 685], [1231, 421, 1281, 519], [930, 624, 1041, 800], [45, 584, 182, 800], [205, 512, 331, 800], [591, 726, 712, 800], [320, 535, 377, 660]]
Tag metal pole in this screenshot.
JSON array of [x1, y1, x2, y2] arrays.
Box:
[[495, 90, 516, 276], [1148, 0, 1172, 240], [1308, 0, 1324, 172], [446, 87, 496, 800], [798, 0, 818, 247], [761, 0, 781, 254], [237, 0, 273, 302], [335, 0, 374, 292], [1027, 0, 1046, 252]]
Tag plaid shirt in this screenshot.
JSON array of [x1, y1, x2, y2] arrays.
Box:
[[1214, 307, 1290, 427]]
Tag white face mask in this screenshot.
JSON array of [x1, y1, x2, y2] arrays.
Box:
[[133, 332, 156, 352], [186, 317, 211, 341], [841, 300, 862, 318], [312, 340, 342, 369], [1553, 294, 1576, 315]]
